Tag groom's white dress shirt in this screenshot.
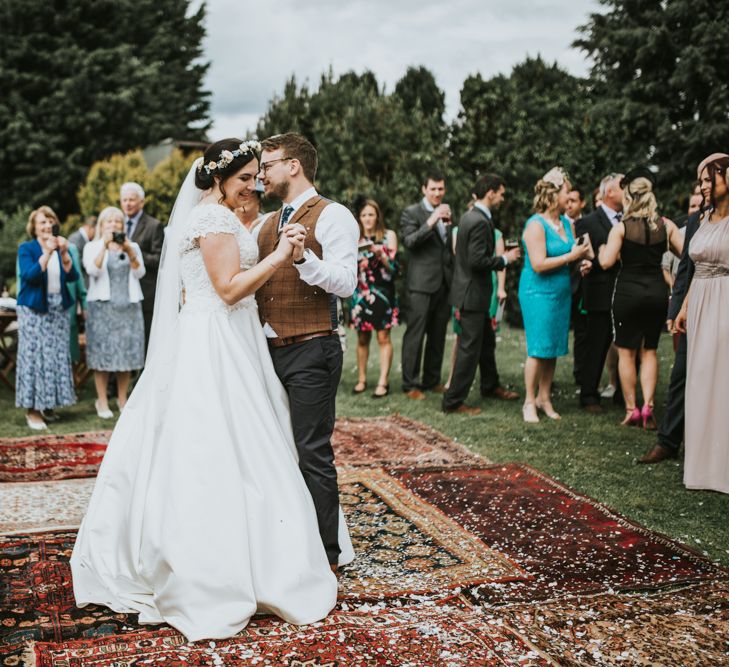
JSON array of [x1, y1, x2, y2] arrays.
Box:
[[254, 186, 359, 338]]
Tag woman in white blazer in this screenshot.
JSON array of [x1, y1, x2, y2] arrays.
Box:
[[83, 206, 146, 418]]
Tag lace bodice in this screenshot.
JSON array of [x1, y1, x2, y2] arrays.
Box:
[[180, 204, 259, 312]]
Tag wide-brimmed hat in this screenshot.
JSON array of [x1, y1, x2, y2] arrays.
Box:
[[697, 153, 729, 178], [620, 166, 656, 190]]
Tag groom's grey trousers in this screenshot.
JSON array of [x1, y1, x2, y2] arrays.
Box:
[[269, 334, 343, 564]]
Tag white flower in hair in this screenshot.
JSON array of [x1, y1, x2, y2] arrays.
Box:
[[220, 150, 234, 163], [542, 167, 567, 189]]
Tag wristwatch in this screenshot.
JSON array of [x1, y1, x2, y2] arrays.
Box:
[[294, 249, 310, 265]]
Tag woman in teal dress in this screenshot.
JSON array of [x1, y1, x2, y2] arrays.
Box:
[[518, 168, 592, 423]]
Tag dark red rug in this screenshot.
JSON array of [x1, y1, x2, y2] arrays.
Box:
[[0, 433, 110, 483], [27, 601, 552, 667], [390, 464, 728, 604]]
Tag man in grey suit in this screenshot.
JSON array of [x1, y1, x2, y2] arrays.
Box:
[[400, 169, 454, 400], [442, 174, 520, 414], [120, 182, 164, 352]]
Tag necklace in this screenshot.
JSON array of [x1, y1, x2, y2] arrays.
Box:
[[542, 214, 564, 235]]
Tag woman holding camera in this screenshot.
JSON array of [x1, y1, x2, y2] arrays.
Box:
[[83, 206, 146, 418], [519, 167, 592, 423], [16, 206, 80, 429], [350, 199, 399, 398]]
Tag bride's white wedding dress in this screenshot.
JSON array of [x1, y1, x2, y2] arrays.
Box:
[[71, 202, 353, 641]]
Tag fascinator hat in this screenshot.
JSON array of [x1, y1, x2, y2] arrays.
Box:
[[542, 166, 569, 189], [697, 153, 729, 178]]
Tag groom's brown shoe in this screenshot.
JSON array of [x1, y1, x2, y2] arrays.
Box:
[[405, 389, 426, 400], [638, 443, 678, 464], [330, 563, 339, 575]]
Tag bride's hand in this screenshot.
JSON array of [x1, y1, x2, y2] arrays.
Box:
[[273, 233, 294, 262], [283, 223, 306, 262]]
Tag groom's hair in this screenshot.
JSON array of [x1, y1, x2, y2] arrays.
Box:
[[261, 133, 317, 182]]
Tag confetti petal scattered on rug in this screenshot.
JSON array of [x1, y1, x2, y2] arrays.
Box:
[[390, 464, 728, 603], [27, 602, 553, 667], [481, 581, 729, 667]]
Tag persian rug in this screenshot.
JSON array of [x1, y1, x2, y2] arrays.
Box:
[[0, 479, 95, 534], [337, 468, 526, 597], [482, 581, 729, 666], [0, 434, 109, 483], [333, 415, 485, 467], [0, 531, 137, 664], [390, 464, 728, 604], [26, 601, 553, 667]]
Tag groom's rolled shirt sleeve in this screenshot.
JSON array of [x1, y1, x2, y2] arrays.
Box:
[[295, 203, 359, 298]]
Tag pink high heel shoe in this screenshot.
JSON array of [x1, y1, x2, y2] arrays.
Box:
[[621, 407, 641, 426], [641, 404, 657, 430]]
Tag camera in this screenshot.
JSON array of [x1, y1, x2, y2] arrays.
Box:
[[51, 224, 60, 237], [112, 231, 126, 244]]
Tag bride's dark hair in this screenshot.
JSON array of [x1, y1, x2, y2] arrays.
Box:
[[195, 138, 259, 203]]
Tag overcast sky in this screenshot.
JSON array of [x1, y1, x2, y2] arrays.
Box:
[[199, 0, 602, 140]]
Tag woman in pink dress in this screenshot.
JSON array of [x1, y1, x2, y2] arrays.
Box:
[[676, 153, 729, 494]]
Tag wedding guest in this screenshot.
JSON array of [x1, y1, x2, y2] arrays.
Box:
[[662, 189, 702, 288], [83, 206, 146, 418], [68, 216, 96, 261], [598, 168, 683, 428], [350, 199, 399, 398], [66, 241, 87, 364], [443, 174, 520, 415], [676, 153, 729, 493], [566, 186, 588, 385], [120, 182, 163, 350], [519, 168, 592, 423], [576, 172, 624, 413], [400, 169, 453, 400], [640, 167, 716, 464], [16, 206, 79, 429]]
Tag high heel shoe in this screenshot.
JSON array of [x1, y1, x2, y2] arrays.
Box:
[[621, 407, 641, 426], [641, 404, 657, 430], [535, 400, 561, 420], [522, 402, 540, 423]]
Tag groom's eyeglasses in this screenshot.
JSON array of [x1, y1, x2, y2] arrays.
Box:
[[259, 157, 293, 175]]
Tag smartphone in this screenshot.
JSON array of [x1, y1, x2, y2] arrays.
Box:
[[495, 300, 506, 323], [358, 240, 373, 251], [505, 238, 519, 250], [51, 223, 60, 237]]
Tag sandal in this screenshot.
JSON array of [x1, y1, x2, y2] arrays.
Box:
[[535, 400, 561, 420], [372, 384, 389, 398], [351, 381, 367, 395]]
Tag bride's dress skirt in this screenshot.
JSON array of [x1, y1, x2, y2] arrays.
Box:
[[71, 302, 353, 641]]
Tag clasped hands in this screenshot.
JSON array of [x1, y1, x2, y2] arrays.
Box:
[[278, 223, 307, 262]]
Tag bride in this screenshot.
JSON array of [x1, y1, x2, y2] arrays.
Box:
[[71, 139, 354, 642]]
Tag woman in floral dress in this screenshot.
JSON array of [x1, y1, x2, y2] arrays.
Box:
[[350, 199, 399, 398]]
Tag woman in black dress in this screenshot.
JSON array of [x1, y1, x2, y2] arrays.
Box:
[[598, 168, 683, 427], [350, 199, 399, 398]]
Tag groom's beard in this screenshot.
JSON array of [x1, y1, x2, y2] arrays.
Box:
[[269, 180, 290, 201]]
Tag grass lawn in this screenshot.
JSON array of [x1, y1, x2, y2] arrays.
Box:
[[1, 324, 728, 567]]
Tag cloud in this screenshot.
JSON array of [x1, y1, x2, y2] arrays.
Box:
[[198, 0, 601, 139]]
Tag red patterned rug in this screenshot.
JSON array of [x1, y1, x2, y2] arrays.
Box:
[[390, 464, 728, 604], [27, 601, 552, 667], [482, 581, 729, 666], [333, 415, 485, 467], [0, 417, 479, 483], [0, 432, 110, 482]]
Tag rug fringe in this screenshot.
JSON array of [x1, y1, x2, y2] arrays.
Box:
[[21, 642, 37, 667]]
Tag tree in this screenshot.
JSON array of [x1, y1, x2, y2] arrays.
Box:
[[256, 68, 450, 230], [0, 0, 210, 218], [574, 0, 729, 210]]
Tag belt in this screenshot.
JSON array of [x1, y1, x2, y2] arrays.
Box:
[[268, 330, 337, 348]]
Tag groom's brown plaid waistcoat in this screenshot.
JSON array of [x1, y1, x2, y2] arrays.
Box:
[[256, 196, 333, 338]]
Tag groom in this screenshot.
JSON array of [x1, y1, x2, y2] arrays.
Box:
[[255, 133, 359, 571]]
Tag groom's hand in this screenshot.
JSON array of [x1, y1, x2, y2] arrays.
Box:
[[283, 223, 307, 262]]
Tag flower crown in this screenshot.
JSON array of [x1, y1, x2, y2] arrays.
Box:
[[542, 166, 569, 190], [198, 140, 261, 175]]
